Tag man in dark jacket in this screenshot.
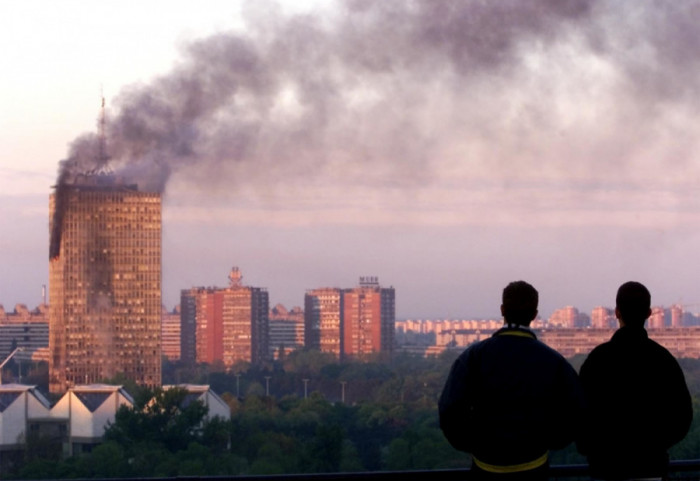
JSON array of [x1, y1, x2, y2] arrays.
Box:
[[439, 280, 583, 480], [578, 281, 692, 480]]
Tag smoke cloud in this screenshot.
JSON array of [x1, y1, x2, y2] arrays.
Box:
[[51, 0, 700, 258]]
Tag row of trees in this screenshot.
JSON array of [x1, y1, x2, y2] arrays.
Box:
[[8, 350, 700, 478]]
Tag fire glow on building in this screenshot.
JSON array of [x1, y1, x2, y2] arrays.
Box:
[[48, 101, 162, 393]]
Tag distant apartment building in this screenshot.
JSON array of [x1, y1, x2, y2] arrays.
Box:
[[342, 278, 395, 359], [0, 303, 48, 324], [161, 305, 181, 361], [591, 306, 615, 329], [649, 307, 665, 329], [180, 268, 269, 367], [670, 304, 684, 328], [396, 318, 700, 359], [305, 277, 395, 360], [48, 177, 162, 393], [0, 304, 49, 362], [269, 304, 304, 359], [548, 306, 588, 328], [305, 288, 342, 356]]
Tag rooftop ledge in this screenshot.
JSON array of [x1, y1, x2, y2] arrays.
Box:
[[19, 460, 700, 481]]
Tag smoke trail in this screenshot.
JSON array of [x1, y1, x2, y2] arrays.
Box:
[[50, 0, 700, 257]]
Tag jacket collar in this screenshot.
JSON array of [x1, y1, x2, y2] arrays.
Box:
[[611, 325, 648, 342], [494, 323, 537, 340]]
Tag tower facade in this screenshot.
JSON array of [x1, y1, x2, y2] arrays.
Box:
[[49, 180, 161, 393], [305, 278, 395, 360], [342, 278, 395, 359], [304, 288, 342, 357], [180, 268, 269, 367], [269, 304, 304, 359], [591, 306, 614, 329], [161, 305, 181, 361]]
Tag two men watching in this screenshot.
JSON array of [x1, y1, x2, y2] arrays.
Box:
[[439, 281, 692, 481]]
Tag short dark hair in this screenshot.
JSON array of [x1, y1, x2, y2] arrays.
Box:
[[616, 281, 651, 327], [502, 281, 538, 326]]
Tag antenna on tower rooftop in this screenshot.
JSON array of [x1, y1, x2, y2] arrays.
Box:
[[229, 267, 243, 287], [87, 86, 112, 177]]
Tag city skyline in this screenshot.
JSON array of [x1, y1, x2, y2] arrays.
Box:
[[3, 1, 700, 320]]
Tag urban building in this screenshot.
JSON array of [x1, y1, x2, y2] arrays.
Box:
[[671, 304, 684, 328], [180, 268, 269, 367], [548, 306, 586, 328], [162, 384, 231, 421], [0, 304, 49, 366], [342, 277, 395, 359], [649, 307, 666, 329], [591, 306, 615, 329], [305, 277, 395, 360], [0, 382, 226, 471], [51, 384, 135, 454], [49, 177, 162, 393], [0, 303, 48, 324], [0, 384, 52, 449], [395, 318, 700, 359], [180, 289, 198, 365], [161, 305, 181, 361], [305, 288, 342, 356], [269, 304, 304, 359]]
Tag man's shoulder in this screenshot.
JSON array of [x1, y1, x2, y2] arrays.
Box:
[[580, 339, 614, 369], [643, 336, 680, 363], [588, 338, 614, 356], [454, 338, 487, 361], [534, 338, 578, 370]]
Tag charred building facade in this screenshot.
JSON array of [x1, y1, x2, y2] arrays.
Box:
[[49, 178, 161, 393]]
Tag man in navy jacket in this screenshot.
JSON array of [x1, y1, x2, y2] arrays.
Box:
[[439, 280, 583, 480], [578, 281, 692, 480]]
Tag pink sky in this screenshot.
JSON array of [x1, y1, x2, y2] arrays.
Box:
[[2, 1, 700, 318]]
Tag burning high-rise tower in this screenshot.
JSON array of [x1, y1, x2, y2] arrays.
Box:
[[48, 175, 162, 393]]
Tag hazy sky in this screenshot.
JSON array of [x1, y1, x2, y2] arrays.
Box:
[[3, 0, 700, 319]]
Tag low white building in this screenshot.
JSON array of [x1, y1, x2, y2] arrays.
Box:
[[163, 384, 231, 420], [0, 384, 52, 450], [51, 384, 134, 454], [0, 383, 229, 462]]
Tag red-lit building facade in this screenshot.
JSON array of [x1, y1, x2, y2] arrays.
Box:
[[305, 277, 395, 360], [180, 268, 269, 367]]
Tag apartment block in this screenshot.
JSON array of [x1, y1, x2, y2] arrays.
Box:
[[305, 288, 342, 356], [161, 306, 181, 361], [180, 268, 269, 367], [304, 277, 395, 360], [0, 304, 49, 363], [342, 278, 395, 359], [591, 306, 615, 329], [269, 304, 304, 359]]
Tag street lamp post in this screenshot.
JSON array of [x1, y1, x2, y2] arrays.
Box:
[[265, 376, 271, 397], [303, 378, 309, 399], [340, 381, 347, 404]]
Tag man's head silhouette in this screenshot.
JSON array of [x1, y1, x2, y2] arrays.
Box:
[[615, 281, 651, 328], [501, 280, 538, 326]]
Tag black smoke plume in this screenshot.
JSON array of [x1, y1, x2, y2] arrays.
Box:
[[51, 0, 700, 258]]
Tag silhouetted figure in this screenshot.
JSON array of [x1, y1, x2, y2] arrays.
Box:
[[578, 281, 692, 481], [439, 281, 583, 480]]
